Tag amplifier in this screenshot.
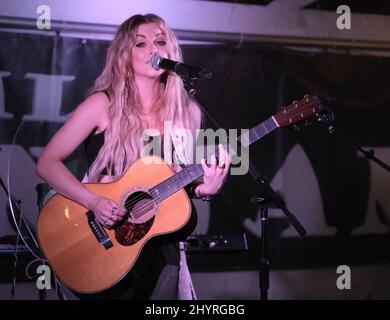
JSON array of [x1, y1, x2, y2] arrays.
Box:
[[184, 233, 248, 254]]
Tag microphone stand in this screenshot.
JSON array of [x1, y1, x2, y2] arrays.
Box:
[[249, 166, 306, 300], [310, 106, 390, 173], [0, 173, 26, 299], [181, 72, 307, 300]]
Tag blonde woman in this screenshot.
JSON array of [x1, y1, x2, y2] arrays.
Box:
[[37, 14, 230, 299]]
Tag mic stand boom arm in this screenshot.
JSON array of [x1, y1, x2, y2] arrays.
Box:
[[311, 107, 390, 173]]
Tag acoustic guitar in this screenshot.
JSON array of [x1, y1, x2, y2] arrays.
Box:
[[37, 94, 325, 295]]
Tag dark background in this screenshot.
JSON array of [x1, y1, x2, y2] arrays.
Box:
[[0, 31, 389, 298]]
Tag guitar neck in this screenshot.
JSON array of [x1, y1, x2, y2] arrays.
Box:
[[150, 116, 279, 203], [241, 116, 279, 146]]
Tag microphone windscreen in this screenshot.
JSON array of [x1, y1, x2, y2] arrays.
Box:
[[150, 54, 162, 70]]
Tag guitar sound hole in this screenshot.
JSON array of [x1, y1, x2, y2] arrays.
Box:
[[125, 191, 155, 221], [114, 191, 155, 246]]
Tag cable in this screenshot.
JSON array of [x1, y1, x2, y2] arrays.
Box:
[[6, 121, 44, 261], [5, 121, 69, 300], [10, 212, 21, 300], [24, 258, 42, 280]]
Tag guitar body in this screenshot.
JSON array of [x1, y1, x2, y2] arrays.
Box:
[[37, 156, 194, 295]]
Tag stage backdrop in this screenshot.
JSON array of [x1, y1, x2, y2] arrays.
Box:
[[0, 30, 389, 299]]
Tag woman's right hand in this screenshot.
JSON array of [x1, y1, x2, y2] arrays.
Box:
[[87, 195, 127, 228]]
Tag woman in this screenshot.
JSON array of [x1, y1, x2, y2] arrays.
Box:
[[36, 13, 230, 299]]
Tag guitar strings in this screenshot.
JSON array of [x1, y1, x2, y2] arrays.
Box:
[[120, 133, 235, 212], [114, 164, 203, 221], [116, 125, 270, 218], [121, 164, 198, 207]]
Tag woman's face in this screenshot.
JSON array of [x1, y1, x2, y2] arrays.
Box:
[[131, 22, 170, 79]]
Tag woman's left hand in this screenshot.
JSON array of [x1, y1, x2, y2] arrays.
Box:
[[195, 144, 231, 197]]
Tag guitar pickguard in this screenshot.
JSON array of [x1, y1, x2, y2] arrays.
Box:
[[114, 217, 154, 246]]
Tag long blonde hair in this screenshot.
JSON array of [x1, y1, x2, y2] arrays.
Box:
[[87, 14, 199, 182]]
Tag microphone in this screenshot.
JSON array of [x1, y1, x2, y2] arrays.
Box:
[[150, 54, 212, 80]]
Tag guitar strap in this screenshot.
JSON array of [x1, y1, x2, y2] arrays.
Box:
[[170, 126, 198, 300], [170, 124, 196, 167], [178, 242, 197, 300]]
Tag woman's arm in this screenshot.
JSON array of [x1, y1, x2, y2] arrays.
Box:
[[36, 92, 126, 226]]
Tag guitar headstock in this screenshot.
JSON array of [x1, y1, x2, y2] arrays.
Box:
[[274, 95, 326, 128]]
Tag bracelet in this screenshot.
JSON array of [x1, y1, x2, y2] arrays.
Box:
[[194, 185, 213, 202], [201, 195, 212, 202], [187, 184, 213, 201]]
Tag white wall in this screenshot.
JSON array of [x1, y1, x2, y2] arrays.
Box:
[[1, 0, 390, 45]]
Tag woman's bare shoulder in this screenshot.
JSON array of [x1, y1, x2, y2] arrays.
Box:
[[81, 92, 110, 114], [75, 92, 110, 131]]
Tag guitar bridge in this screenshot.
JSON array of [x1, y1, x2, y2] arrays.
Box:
[[86, 211, 113, 249]]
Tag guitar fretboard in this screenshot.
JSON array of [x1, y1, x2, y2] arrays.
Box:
[[149, 116, 279, 203]]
